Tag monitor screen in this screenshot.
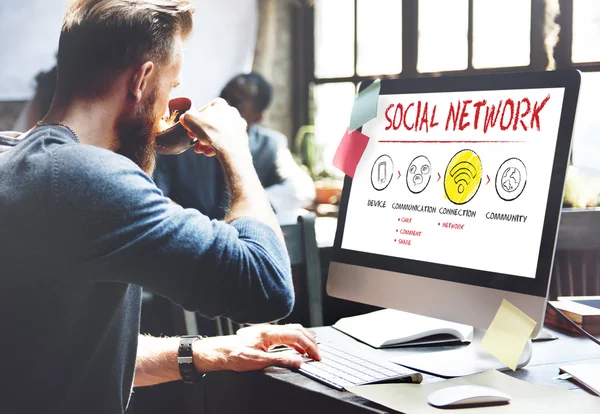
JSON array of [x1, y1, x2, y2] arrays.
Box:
[[342, 87, 565, 280], [333, 72, 580, 298]]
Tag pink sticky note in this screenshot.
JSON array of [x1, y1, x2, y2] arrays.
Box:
[[332, 129, 370, 178]]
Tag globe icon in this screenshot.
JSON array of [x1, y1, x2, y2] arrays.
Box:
[[495, 158, 527, 201], [501, 167, 521, 193]]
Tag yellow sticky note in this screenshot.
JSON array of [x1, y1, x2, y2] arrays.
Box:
[[480, 299, 537, 371]]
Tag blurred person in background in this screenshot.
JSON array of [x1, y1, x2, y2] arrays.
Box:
[[12, 64, 57, 132]]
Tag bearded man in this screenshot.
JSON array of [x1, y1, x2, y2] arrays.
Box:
[[0, 1, 318, 413]]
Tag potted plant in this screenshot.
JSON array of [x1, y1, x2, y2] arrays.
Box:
[[294, 125, 344, 205]]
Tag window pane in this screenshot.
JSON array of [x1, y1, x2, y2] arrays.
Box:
[[357, 0, 402, 76], [312, 82, 356, 176], [571, 72, 600, 175], [572, 0, 600, 63], [418, 0, 468, 73], [472, 0, 531, 69], [314, 0, 354, 78]]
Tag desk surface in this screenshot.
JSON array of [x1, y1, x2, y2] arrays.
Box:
[[204, 326, 600, 414]]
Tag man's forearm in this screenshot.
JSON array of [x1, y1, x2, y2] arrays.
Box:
[[220, 151, 284, 241], [134, 335, 180, 387]]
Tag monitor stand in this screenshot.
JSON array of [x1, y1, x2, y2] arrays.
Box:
[[389, 328, 532, 378]]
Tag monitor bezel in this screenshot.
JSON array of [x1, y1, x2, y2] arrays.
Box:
[[331, 70, 581, 298]]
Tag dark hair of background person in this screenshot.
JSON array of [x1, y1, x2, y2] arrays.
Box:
[[56, 0, 194, 99], [220, 72, 273, 113], [33, 65, 58, 121]]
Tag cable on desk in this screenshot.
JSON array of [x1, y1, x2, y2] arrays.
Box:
[[546, 302, 600, 347]]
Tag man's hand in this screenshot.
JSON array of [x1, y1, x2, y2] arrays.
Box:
[[180, 98, 249, 158], [179, 97, 283, 237], [193, 324, 321, 373]]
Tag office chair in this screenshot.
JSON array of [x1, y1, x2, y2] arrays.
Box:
[[280, 211, 324, 327], [213, 212, 324, 335]]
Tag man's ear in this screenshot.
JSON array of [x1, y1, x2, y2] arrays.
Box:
[[129, 62, 154, 102]]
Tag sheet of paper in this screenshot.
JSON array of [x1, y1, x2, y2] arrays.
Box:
[[560, 362, 600, 396], [480, 299, 537, 370], [332, 129, 370, 178], [347, 370, 600, 414], [349, 79, 381, 131]]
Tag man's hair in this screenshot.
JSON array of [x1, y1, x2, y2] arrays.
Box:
[[221, 72, 273, 113], [57, 0, 194, 97]]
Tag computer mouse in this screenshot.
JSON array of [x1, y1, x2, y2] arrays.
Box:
[[428, 385, 511, 408]]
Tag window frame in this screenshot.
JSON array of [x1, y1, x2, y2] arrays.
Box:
[[292, 0, 600, 158]]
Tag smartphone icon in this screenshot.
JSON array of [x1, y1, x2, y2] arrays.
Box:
[[378, 161, 387, 183]]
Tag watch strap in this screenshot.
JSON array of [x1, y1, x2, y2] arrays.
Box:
[[178, 335, 206, 383]]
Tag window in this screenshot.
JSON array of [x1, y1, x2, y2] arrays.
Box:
[[357, 0, 402, 76], [314, 0, 354, 79], [569, 0, 600, 177], [472, 0, 531, 69], [300, 0, 600, 182], [311, 82, 356, 173], [572, 0, 600, 63], [572, 72, 600, 171], [418, 0, 468, 73]]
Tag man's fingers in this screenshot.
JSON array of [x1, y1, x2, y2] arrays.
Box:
[[294, 333, 321, 361], [210, 97, 228, 107], [179, 112, 205, 137], [231, 348, 303, 371], [193, 135, 216, 155], [287, 343, 310, 356], [194, 142, 216, 157], [261, 350, 303, 369], [286, 324, 318, 346], [270, 331, 320, 361]]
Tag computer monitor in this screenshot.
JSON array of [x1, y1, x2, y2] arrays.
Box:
[[327, 70, 580, 345]]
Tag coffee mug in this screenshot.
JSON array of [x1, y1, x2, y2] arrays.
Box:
[[155, 97, 197, 155]]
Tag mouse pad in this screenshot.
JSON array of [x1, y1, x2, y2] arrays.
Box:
[[347, 370, 600, 413]]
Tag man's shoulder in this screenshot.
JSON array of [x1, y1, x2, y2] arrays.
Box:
[[251, 125, 289, 149], [0, 131, 22, 154], [51, 143, 160, 218], [53, 140, 138, 171], [48, 134, 153, 199], [54, 144, 153, 192]]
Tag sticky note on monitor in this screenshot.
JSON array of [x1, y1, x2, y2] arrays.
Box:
[[332, 129, 370, 178], [481, 299, 537, 370], [349, 79, 381, 132]]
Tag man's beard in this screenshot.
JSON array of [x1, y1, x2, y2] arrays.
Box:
[[116, 90, 159, 174]]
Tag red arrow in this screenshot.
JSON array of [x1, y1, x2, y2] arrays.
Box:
[[486, 174, 490, 185], [397, 170, 402, 179], [437, 172, 441, 182]]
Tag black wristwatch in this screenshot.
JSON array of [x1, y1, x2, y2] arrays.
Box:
[[178, 335, 206, 384]]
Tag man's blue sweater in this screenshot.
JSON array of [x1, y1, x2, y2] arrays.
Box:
[[0, 125, 294, 413]]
